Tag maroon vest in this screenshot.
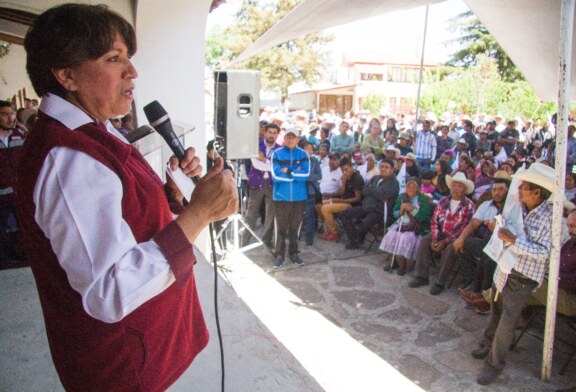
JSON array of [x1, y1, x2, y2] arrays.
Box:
[[15, 113, 208, 391]]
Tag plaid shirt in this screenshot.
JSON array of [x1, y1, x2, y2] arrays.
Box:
[[430, 196, 475, 243], [415, 130, 437, 160], [510, 201, 553, 284]]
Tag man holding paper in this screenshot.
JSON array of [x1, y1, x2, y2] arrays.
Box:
[[472, 163, 555, 386]]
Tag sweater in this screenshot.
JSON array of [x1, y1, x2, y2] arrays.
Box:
[[15, 113, 208, 391]]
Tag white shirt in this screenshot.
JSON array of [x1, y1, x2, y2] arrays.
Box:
[[34, 94, 176, 323], [319, 166, 342, 194]]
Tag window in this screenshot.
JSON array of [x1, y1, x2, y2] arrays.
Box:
[[360, 73, 384, 81], [387, 67, 420, 83]]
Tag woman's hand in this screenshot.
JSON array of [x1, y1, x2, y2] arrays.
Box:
[[169, 147, 202, 179], [175, 157, 238, 242]]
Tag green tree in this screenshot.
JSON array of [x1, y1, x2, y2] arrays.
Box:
[[222, 0, 333, 103], [205, 25, 227, 70], [446, 11, 524, 82], [363, 92, 387, 117], [420, 55, 554, 120]]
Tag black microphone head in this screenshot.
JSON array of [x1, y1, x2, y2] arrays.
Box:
[[143, 100, 167, 124]]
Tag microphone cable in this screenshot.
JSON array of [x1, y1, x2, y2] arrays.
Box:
[[208, 222, 225, 392]]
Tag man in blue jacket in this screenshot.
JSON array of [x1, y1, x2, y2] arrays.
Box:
[[271, 128, 310, 268]]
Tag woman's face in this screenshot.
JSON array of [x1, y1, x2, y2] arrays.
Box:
[[435, 161, 441, 174], [387, 119, 394, 129], [459, 158, 467, 169], [406, 182, 418, 198], [482, 163, 490, 175], [58, 33, 137, 122]]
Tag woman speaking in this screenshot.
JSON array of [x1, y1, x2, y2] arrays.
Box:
[[17, 4, 237, 391]]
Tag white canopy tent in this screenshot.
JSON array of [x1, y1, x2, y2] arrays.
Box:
[[229, 0, 576, 102], [228, 0, 575, 381]]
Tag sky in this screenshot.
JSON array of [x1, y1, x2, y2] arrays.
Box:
[[207, 0, 470, 65]]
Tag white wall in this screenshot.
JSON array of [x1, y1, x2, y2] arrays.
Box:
[[0, 0, 134, 101], [0, 44, 30, 100], [135, 0, 210, 148], [135, 0, 212, 253]]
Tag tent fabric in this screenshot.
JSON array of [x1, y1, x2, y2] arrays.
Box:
[[466, 0, 576, 102], [228, 0, 442, 65], [229, 0, 576, 102]]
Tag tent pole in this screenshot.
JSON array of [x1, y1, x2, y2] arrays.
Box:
[[542, 0, 574, 382], [413, 4, 429, 130]]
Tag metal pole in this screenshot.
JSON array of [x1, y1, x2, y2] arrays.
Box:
[[542, 0, 574, 381], [413, 5, 429, 130]]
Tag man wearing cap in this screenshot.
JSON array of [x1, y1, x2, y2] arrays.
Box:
[[271, 128, 310, 268], [330, 120, 354, 156], [471, 163, 557, 385], [409, 172, 476, 294], [396, 132, 414, 156], [414, 120, 437, 168]]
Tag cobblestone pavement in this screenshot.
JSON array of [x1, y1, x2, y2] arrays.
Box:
[[233, 231, 576, 392]]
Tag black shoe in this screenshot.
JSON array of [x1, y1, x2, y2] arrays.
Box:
[[383, 263, 396, 272], [429, 283, 444, 295], [273, 256, 284, 269], [477, 363, 501, 385], [397, 267, 406, 276], [408, 277, 429, 288], [471, 346, 490, 360], [345, 241, 360, 250], [290, 255, 304, 266]]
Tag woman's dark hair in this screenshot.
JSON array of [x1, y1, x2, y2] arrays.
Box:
[[25, 4, 136, 97], [435, 158, 450, 176]]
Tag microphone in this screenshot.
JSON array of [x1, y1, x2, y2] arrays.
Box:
[[143, 100, 186, 160], [124, 124, 154, 143]]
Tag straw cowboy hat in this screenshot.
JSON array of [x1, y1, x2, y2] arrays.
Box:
[[446, 172, 475, 195], [385, 145, 401, 159], [512, 162, 555, 192], [512, 163, 576, 210]]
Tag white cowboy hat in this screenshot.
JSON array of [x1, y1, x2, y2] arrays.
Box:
[[385, 145, 401, 159], [512, 162, 555, 193], [446, 172, 475, 195]]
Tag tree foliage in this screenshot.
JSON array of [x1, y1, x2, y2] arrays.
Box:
[[420, 54, 555, 120], [209, 0, 333, 103], [446, 11, 524, 82], [363, 92, 387, 117]]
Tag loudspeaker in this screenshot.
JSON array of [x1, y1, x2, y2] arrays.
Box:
[[214, 70, 260, 160]]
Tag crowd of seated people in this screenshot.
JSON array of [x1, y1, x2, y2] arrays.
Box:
[[238, 108, 576, 385]]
